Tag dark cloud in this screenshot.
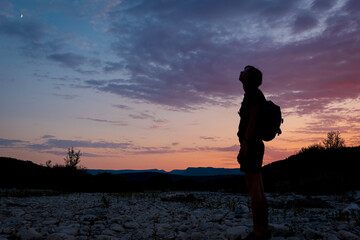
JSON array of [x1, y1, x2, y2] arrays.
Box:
[[42, 150, 103, 157], [104, 61, 126, 73], [181, 144, 238, 153], [47, 53, 102, 73], [21, 40, 63, 58], [0, 138, 25, 147], [312, 0, 335, 11], [113, 104, 132, 110], [81, 0, 360, 113], [0, 13, 63, 58], [52, 93, 78, 100], [28, 139, 133, 150], [84, 80, 107, 86], [41, 135, 55, 139], [200, 136, 217, 141], [0, 16, 45, 41], [131, 146, 173, 155], [292, 12, 318, 33], [78, 117, 128, 126], [345, 0, 360, 13], [128, 112, 154, 120], [47, 53, 87, 69]]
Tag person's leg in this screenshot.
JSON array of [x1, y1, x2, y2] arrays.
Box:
[[246, 172, 269, 237], [257, 173, 269, 234]]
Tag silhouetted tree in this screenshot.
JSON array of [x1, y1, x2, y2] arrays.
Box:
[[45, 160, 52, 168], [298, 143, 324, 154], [322, 131, 345, 149], [64, 147, 82, 169]]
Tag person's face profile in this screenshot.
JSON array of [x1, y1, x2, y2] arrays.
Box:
[[239, 68, 250, 83]]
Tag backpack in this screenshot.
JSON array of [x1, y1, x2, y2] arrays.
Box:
[[259, 100, 283, 141]]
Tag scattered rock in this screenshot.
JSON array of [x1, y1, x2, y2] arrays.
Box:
[[190, 231, 204, 240], [0, 192, 359, 240], [336, 230, 360, 240], [344, 203, 359, 212], [324, 233, 340, 240], [303, 228, 324, 239], [123, 221, 139, 229], [226, 226, 249, 240], [270, 224, 291, 237], [17, 228, 42, 240], [46, 232, 76, 240], [110, 224, 124, 232], [80, 214, 97, 221], [286, 237, 300, 240]]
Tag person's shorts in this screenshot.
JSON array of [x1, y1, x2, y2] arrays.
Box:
[[239, 139, 264, 173]]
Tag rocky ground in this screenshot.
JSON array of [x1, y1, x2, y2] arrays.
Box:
[[0, 190, 360, 240]]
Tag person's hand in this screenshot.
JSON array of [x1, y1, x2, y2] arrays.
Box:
[[237, 141, 247, 164]]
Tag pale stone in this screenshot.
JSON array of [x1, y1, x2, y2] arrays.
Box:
[[269, 223, 290, 237], [46, 232, 76, 240], [80, 214, 97, 221], [123, 221, 139, 229], [337, 223, 350, 231], [17, 228, 42, 240], [226, 226, 249, 240], [178, 224, 189, 232], [110, 224, 124, 232], [344, 203, 359, 212], [190, 231, 204, 240], [96, 235, 121, 240], [336, 230, 360, 240], [324, 233, 340, 240], [3, 216, 24, 226], [58, 226, 79, 235], [303, 229, 324, 239]]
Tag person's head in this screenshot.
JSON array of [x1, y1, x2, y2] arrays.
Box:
[[239, 65, 262, 90]]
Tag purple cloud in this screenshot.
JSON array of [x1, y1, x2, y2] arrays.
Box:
[[28, 139, 133, 150], [292, 12, 318, 33], [0, 138, 26, 147], [41, 135, 55, 139], [0, 15, 45, 41], [113, 104, 132, 110], [312, 0, 335, 11], [78, 117, 128, 126], [128, 112, 154, 120], [81, 0, 359, 114], [48, 53, 87, 69]]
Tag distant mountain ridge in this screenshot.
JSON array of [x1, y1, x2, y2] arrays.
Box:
[[87, 167, 243, 176], [1, 146, 359, 193]]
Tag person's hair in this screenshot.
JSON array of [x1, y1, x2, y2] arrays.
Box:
[[244, 65, 262, 87]]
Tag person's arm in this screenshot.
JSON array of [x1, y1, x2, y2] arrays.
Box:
[[239, 106, 260, 157], [245, 106, 260, 141]]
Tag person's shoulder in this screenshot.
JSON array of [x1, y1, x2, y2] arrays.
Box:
[[248, 88, 266, 105], [251, 88, 265, 99]]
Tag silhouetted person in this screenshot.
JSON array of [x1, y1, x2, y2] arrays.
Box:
[[237, 66, 270, 240]]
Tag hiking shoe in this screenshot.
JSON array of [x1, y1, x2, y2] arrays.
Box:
[[241, 231, 271, 240]]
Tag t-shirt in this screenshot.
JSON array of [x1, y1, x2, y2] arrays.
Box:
[[237, 88, 266, 143]]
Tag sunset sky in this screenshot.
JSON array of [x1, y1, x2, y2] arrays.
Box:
[[1, 0, 359, 171]]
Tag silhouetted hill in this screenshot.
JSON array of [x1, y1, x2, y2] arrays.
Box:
[[262, 146, 360, 194], [1, 146, 359, 194], [86, 167, 242, 176], [87, 169, 167, 175], [170, 167, 242, 176], [0, 157, 245, 192]]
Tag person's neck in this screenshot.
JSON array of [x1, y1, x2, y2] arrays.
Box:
[[245, 87, 258, 94]]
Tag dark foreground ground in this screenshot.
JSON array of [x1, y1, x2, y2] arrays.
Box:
[[0, 190, 360, 240]]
